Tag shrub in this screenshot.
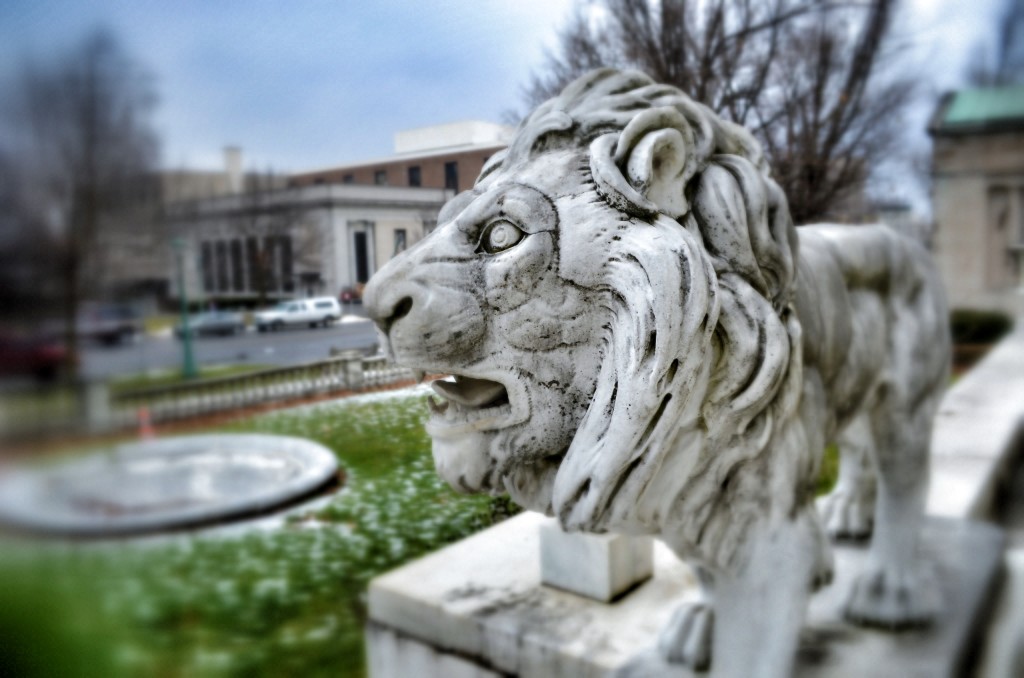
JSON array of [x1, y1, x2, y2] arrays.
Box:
[[950, 309, 1013, 345]]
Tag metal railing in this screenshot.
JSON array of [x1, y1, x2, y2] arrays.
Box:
[[111, 354, 413, 425], [1, 354, 414, 441]]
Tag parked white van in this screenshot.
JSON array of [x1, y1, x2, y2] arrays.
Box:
[[254, 297, 342, 332]]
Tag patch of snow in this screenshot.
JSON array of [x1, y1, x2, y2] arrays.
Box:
[[281, 383, 433, 418]]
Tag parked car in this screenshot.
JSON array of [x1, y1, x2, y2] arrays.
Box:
[[77, 302, 142, 346], [174, 310, 247, 339], [0, 332, 69, 382], [339, 286, 362, 304], [254, 297, 341, 332]]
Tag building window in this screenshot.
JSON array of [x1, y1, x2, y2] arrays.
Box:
[[374, 170, 388, 185], [200, 242, 215, 292], [246, 237, 260, 291], [353, 231, 370, 284], [230, 240, 244, 292], [394, 228, 407, 256], [407, 166, 421, 187], [263, 237, 278, 291], [342, 174, 354, 184], [280, 236, 294, 293], [313, 177, 325, 185], [444, 161, 458, 192], [215, 241, 229, 292]]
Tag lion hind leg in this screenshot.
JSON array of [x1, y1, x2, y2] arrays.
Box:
[[844, 388, 942, 628], [817, 413, 878, 540]]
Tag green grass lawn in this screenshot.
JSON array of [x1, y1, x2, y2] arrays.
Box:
[[0, 388, 845, 678], [0, 388, 515, 678]]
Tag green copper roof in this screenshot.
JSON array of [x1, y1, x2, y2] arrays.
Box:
[[944, 85, 1024, 124]]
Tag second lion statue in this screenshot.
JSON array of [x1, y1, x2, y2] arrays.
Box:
[[365, 69, 949, 677]]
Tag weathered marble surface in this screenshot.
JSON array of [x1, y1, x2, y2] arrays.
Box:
[[928, 326, 1024, 520], [368, 512, 1004, 678], [366, 68, 951, 676], [540, 522, 653, 602], [0, 434, 338, 536]]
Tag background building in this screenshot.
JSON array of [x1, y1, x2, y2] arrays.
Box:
[[290, 120, 513, 193], [164, 123, 517, 308], [166, 182, 446, 306], [930, 85, 1024, 313]]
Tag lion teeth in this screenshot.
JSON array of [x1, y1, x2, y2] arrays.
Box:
[[426, 397, 513, 427], [427, 395, 448, 415], [431, 376, 507, 407]]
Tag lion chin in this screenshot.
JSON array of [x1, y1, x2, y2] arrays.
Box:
[[423, 373, 517, 494], [364, 68, 951, 677], [423, 368, 591, 510]]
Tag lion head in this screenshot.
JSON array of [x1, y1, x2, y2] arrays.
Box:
[[365, 69, 809, 568]]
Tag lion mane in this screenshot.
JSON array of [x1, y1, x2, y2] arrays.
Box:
[[483, 69, 812, 569]]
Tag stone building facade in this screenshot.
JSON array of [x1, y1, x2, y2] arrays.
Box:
[[164, 123, 516, 308], [930, 85, 1024, 314], [166, 183, 447, 306]]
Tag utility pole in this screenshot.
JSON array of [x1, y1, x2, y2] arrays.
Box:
[[173, 237, 198, 379]]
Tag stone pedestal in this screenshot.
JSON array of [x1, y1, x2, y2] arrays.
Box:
[[539, 521, 653, 602], [367, 512, 1004, 678]]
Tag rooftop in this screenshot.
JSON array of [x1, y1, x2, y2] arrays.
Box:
[[292, 120, 513, 177], [393, 120, 513, 155], [929, 84, 1024, 136]]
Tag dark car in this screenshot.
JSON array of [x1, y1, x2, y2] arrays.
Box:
[[77, 303, 142, 346], [0, 333, 69, 382], [174, 310, 246, 338], [339, 286, 362, 304]]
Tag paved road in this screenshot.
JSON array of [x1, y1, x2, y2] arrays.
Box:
[[81, 312, 381, 380]]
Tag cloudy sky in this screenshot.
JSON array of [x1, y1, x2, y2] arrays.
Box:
[[0, 0, 1004, 185]]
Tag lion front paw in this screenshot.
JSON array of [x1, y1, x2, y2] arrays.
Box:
[[817, 487, 874, 540], [658, 601, 713, 671], [843, 563, 940, 629]]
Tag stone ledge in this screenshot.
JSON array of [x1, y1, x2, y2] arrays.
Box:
[[928, 328, 1024, 520], [367, 513, 1003, 678]]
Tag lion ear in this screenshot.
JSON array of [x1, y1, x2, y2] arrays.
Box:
[[622, 128, 688, 217], [591, 107, 702, 220]]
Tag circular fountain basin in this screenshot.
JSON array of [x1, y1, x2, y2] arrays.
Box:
[[0, 434, 338, 536]]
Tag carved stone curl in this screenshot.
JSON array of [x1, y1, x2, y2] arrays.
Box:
[[365, 69, 950, 678]]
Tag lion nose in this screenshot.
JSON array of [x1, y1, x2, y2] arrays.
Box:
[[374, 294, 414, 337], [365, 269, 417, 337]]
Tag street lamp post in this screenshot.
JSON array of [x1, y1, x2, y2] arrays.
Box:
[[173, 237, 198, 379]]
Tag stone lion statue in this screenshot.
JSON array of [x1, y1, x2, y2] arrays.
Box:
[[365, 69, 949, 677]]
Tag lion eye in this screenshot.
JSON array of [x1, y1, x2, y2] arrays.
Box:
[[479, 220, 525, 254]]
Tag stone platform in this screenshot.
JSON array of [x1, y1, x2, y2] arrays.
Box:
[[367, 512, 1004, 678]]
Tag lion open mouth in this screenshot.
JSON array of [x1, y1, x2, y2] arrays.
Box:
[[425, 374, 514, 434]]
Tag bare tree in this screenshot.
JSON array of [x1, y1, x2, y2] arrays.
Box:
[[4, 28, 159, 371], [966, 0, 1024, 86], [230, 172, 318, 306], [0, 148, 63, 323], [522, 0, 915, 224], [170, 170, 321, 308]]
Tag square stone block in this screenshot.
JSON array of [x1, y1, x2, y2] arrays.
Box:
[[539, 519, 654, 602]]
